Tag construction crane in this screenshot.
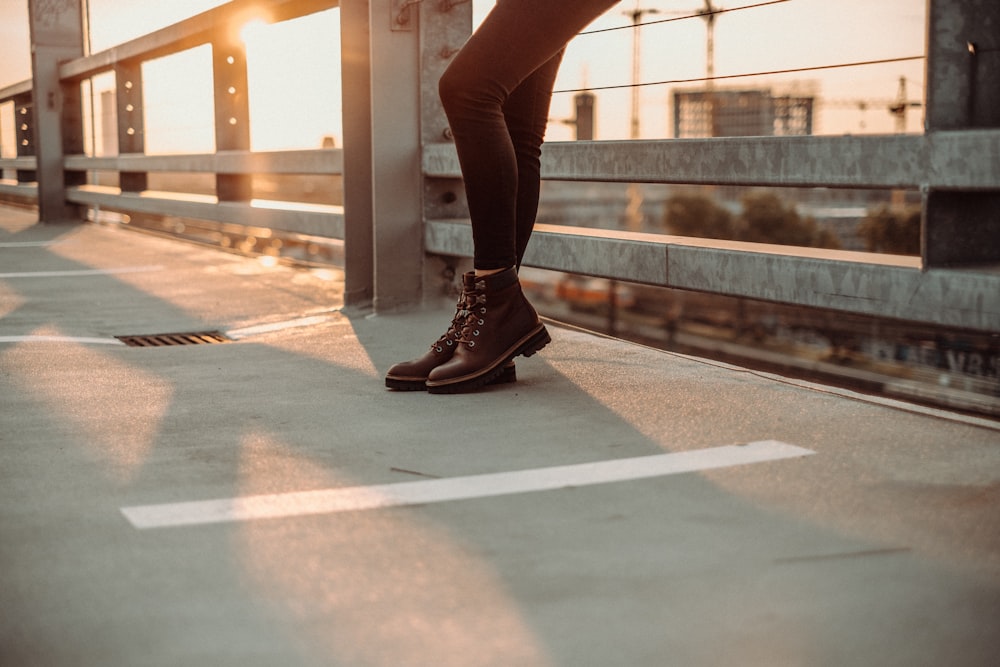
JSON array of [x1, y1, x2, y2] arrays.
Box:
[[697, 0, 719, 88], [623, 2, 721, 229], [823, 77, 923, 133], [626, 1, 721, 137], [625, 2, 660, 139], [888, 76, 923, 133]]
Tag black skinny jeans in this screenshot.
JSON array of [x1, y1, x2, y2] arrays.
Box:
[[439, 0, 620, 271]]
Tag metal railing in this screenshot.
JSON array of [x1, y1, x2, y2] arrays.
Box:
[[1, 0, 998, 332]]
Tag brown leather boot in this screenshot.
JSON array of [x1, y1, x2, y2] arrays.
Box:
[[426, 267, 550, 394], [385, 272, 515, 390]]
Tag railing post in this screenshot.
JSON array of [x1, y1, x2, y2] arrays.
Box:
[[419, 0, 473, 297], [115, 60, 148, 192], [27, 0, 86, 223], [922, 0, 1000, 267], [341, 0, 426, 313], [339, 1, 471, 312], [13, 95, 35, 184], [212, 31, 253, 202], [339, 0, 375, 309]]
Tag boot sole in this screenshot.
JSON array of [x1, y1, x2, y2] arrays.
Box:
[[384, 376, 429, 391], [386, 361, 517, 391], [426, 325, 550, 394]]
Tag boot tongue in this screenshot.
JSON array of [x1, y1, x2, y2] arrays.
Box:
[[462, 271, 477, 291]]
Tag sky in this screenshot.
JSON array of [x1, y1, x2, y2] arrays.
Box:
[[1, 0, 926, 156]]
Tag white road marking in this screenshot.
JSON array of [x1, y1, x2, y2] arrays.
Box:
[[121, 440, 814, 529], [226, 315, 335, 339], [0, 265, 164, 279], [0, 335, 124, 345], [0, 241, 65, 248]]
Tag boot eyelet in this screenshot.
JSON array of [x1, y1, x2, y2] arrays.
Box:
[[478, 318, 484, 325], [446, 340, 453, 346], [473, 330, 480, 336], [435, 346, 443, 352], [468, 341, 476, 348], [480, 307, 486, 314]]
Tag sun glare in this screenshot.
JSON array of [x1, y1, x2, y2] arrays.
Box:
[[239, 17, 269, 45]]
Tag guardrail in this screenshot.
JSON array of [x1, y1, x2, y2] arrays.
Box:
[[1, 0, 998, 332]]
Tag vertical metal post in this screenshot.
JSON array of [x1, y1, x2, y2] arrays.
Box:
[[115, 60, 148, 192], [340, 0, 471, 312], [368, 0, 424, 312], [212, 32, 253, 202], [13, 95, 35, 183], [419, 0, 473, 297], [27, 0, 86, 223], [340, 0, 375, 310], [922, 0, 1000, 267], [62, 75, 86, 190]]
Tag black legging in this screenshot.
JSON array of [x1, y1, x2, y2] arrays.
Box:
[[439, 0, 620, 270]]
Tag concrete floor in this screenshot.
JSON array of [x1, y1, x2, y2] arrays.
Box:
[[2, 206, 999, 666]]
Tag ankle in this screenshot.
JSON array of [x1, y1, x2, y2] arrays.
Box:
[[475, 266, 513, 278]]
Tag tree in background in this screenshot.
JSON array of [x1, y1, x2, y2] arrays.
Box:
[[858, 205, 921, 255], [663, 191, 841, 249], [663, 193, 734, 239], [736, 192, 840, 249]]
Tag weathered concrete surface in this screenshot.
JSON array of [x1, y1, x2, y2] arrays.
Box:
[[2, 206, 998, 667]]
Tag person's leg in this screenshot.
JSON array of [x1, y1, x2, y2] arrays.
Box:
[[438, 0, 619, 271], [503, 51, 564, 269], [388, 0, 619, 392]]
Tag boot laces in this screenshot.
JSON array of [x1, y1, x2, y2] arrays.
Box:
[[457, 292, 488, 348], [432, 285, 482, 352]]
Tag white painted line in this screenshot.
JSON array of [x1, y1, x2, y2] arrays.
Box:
[[226, 315, 334, 339], [121, 440, 814, 529], [0, 241, 64, 248], [0, 265, 164, 279], [0, 335, 124, 345]]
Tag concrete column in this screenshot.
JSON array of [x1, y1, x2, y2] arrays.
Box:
[[27, 0, 86, 223]]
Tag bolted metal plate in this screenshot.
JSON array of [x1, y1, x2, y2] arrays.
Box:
[[115, 331, 231, 347]]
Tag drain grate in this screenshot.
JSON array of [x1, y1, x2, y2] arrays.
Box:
[[116, 331, 231, 347]]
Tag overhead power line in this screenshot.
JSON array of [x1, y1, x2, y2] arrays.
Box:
[[580, 0, 793, 36], [553, 55, 925, 95]]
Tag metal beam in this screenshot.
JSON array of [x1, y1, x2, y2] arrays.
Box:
[[66, 186, 344, 238], [0, 80, 33, 100], [58, 0, 340, 82], [62, 150, 343, 175], [426, 219, 1000, 332], [424, 131, 1000, 190]]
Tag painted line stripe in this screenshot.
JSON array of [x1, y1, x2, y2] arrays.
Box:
[[121, 440, 814, 529], [0, 265, 164, 279], [226, 314, 334, 339], [0, 335, 124, 345], [0, 241, 65, 248]]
